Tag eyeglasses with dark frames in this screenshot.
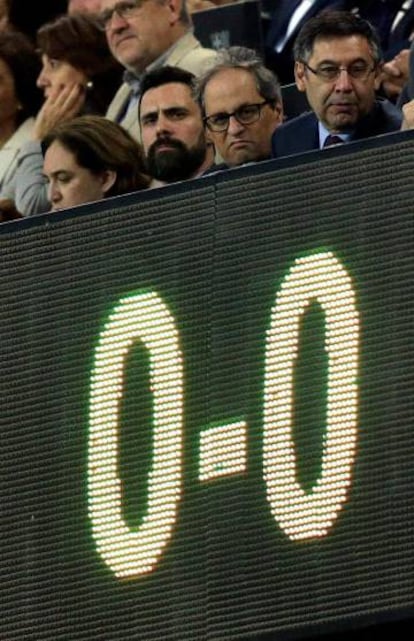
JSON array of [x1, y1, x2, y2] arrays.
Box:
[[98, 0, 146, 30], [302, 60, 377, 82], [204, 100, 275, 132]]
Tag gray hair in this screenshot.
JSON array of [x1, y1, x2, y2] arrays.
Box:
[[197, 46, 282, 112], [179, 0, 191, 26]]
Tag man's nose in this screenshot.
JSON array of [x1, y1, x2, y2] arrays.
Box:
[[334, 68, 353, 91], [155, 114, 172, 135], [107, 9, 128, 31], [227, 114, 245, 135]]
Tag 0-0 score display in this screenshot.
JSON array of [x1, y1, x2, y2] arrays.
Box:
[[88, 250, 360, 579]]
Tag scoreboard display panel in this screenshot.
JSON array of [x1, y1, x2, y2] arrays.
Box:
[[0, 134, 414, 640]]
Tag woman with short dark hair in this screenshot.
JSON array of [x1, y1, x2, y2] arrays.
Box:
[[1, 12, 124, 215], [42, 116, 149, 211], [36, 12, 122, 117]]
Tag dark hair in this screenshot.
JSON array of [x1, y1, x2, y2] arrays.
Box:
[[197, 46, 282, 111], [42, 116, 150, 198], [139, 65, 198, 115], [293, 10, 382, 63], [0, 30, 43, 124], [37, 13, 123, 114]]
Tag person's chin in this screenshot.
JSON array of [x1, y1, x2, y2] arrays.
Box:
[[326, 107, 358, 130], [113, 39, 140, 67], [226, 144, 254, 166]]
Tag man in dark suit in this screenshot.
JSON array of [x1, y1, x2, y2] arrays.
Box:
[[264, 0, 351, 84], [272, 10, 402, 158], [356, 0, 409, 54]]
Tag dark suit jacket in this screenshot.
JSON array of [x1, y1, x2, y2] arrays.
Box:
[[264, 0, 350, 83], [356, 0, 407, 52], [271, 99, 402, 157]]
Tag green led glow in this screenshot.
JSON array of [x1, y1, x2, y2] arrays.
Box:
[[88, 291, 183, 578], [263, 251, 359, 540], [199, 420, 247, 481]]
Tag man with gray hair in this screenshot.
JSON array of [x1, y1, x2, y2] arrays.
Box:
[[198, 46, 283, 167], [99, 0, 216, 139]]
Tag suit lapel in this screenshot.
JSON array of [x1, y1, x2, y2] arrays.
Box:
[[165, 32, 199, 67]]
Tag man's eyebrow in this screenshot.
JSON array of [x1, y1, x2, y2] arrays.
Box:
[[140, 108, 158, 119], [209, 103, 257, 115], [317, 57, 369, 65], [164, 106, 190, 114]]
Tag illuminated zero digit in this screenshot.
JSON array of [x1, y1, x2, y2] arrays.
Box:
[[88, 291, 183, 578], [263, 251, 359, 540]]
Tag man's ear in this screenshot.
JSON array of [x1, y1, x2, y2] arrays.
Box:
[[271, 102, 284, 125], [100, 170, 117, 195], [294, 61, 307, 93], [165, 0, 182, 25]]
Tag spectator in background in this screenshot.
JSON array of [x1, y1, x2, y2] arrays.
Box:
[[0, 12, 123, 215], [101, 0, 216, 140], [272, 11, 402, 158], [356, 0, 411, 55], [264, 0, 350, 84], [357, 1, 414, 102], [199, 47, 283, 168], [42, 116, 149, 211], [381, 47, 410, 101], [139, 66, 214, 187], [0, 31, 42, 194], [36, 12, 122, 118], [396, 38, 414, 105]]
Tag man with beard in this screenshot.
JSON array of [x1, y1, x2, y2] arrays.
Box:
[[139, 66, 214, 187], [271, 10, 402, 158]]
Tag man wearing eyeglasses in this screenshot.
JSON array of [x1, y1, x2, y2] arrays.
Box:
[[100, 0, 216, 140], [198, 47, 283, 167], [272, 11, 402, 157]]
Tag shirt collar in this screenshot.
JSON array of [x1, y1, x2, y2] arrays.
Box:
[[318, 121, 352, 149]]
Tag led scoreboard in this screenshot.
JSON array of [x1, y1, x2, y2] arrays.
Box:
[[1, 133, 414, 640]]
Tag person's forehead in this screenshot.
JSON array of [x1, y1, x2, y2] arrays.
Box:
[[309, 35, 373, 62], [141, 82, 198, 114], [44, 142, 76, 171], [204, 68, 262, 106]]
